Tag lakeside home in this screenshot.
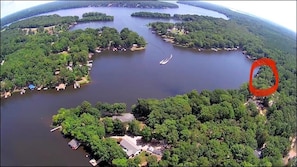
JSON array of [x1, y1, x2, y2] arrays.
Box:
[[120, 138, 141, 158]]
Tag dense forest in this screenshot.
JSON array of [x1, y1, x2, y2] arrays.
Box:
[[1, 0, 178, 27], [1, 15, 146, 93], [132, 89, 293, 166], [78, 12, 114, 22], [131, 12, 171, 19], [146, 2, 296, 166], [52, 86, 296, 166]]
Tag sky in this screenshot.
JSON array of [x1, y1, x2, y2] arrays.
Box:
[[1, 1, 296, 32]]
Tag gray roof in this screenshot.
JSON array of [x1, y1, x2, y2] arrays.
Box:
[[112, 113, 135, 122], [120, 139, 140, 157], [68, 139, 81, 149], [153, 149, 162, 155]]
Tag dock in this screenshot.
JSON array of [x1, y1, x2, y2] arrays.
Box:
[[50, 126, 62, 132], [89, 159, 101, 166]]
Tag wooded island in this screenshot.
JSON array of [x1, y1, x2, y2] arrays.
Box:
[[78, 12, 114, 22], [1, 0, 179, 27], [131, 12, 171, 19]]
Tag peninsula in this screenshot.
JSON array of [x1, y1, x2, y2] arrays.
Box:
[[0, 14, 146, 97]]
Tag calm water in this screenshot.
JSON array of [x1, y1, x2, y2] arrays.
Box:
[[1, 3, 254, 166]]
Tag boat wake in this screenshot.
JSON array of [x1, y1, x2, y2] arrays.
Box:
[[160, 54, 173, 65]]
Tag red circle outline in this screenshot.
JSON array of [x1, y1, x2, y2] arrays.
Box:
[[249, 58, 279, 97]]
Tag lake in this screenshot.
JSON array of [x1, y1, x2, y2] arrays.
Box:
[[1, 3, 255, 166]]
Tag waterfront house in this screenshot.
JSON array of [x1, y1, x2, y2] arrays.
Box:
[[68, 139, 81, 150], [120, 138, 141, 158]]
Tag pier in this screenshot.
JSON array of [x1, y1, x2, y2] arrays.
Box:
[[50, 126, 62, 132]]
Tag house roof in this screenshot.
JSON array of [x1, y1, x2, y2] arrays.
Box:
[[153, 149, 162, 155], [120, 139, 140, 157], [28, 84, 35, 89], [112, 113, 135, 122], [68, 139, 81, 149]]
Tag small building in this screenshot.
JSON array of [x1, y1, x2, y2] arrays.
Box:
[[68, 139, 81, 150], [56, 83, 66, 91], [54, 70, 60, 75], [254, 149, 262, 159], [20, 89, 26, 94], [74, 81, 80, 89], [66, 66, 73, 71], [4, 92, 11, 98], [28, 84, 36, 90], [120, 138, 141, 157]]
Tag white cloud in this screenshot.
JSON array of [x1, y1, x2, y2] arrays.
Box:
[[1, 1, 54, 18], [207, 1, 296, 32]]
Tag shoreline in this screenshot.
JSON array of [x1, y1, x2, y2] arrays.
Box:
[[0, 75, 91, 99], [159, 34, 241, 53], [1, 45, 145, 99], [156, 33, 257, 60]]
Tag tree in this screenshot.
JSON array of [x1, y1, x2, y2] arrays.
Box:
[[196, 157, 210, 167], [147, 155, 158, 167], [112, 158, 128, 167], [128, 120, 141, 136], [141, 126, 152, 142], [256, 129, 269, 148], [103, 117, 114, 134], [79, 101, 92, 115], [127, 158, 139, 167], [113, 119, 125, 135], [247, 102, 258, 117]]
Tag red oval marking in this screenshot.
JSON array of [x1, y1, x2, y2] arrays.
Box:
[[249, 58, 279, 97]]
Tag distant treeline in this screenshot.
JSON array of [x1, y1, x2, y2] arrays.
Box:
[[78, 12, 114, 22], [131, 12, 171, 19], [1, 1, 178, 27], [7, 15, 79, 29], [177, 0, 296, 56]]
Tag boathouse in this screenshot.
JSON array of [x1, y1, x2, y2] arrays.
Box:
[[68, 139, 81, 150]]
